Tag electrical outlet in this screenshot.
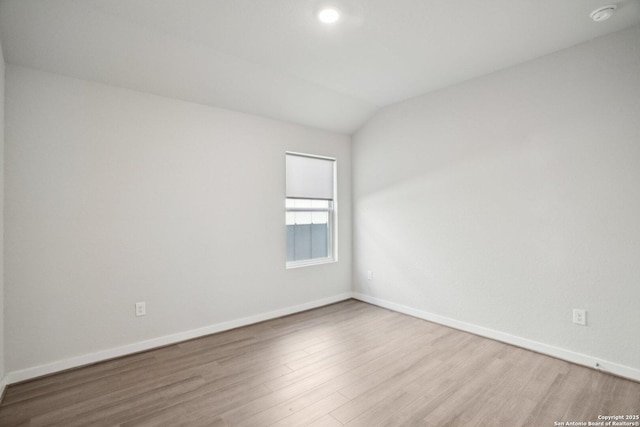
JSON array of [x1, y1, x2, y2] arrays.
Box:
[[367, 271, 373, 281], [135, 302, 146, 317], [573, 309, 586, 326]]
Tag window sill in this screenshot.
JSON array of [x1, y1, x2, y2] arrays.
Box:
[[286, 257, 336, 269]]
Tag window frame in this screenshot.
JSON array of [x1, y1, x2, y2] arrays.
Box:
[[285, 152, 337, 269]]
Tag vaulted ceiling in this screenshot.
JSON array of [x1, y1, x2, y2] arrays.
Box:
[[1, 0, 638, 133]]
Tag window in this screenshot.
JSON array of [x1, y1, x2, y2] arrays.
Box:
[[285, 153, 336, 268]]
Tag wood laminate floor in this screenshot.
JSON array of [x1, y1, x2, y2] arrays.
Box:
[[0, 300, 638, 426]]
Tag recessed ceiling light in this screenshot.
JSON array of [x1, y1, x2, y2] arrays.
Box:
[[318, 7, 340, 24], [590, 5, 617, 22]]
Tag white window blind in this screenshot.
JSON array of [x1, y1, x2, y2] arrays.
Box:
[[286, 153, 335, 200]]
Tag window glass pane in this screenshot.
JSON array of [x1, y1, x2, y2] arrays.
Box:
[[294, 211, 312, 225], [311, 222, 329, 259], [311, 211, 328, 224], [286, 198, 330, 208], [311, 200, 330, 208], [293, 199, 313, 208], [293, 224, 312, 261], [286, 225, 295, 262], [286, 212, 295, 225], [286, 222, 330, 262]]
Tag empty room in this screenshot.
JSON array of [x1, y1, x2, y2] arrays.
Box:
[[0, 0, 639, 425]]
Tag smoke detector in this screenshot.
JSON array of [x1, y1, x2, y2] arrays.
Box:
[[590, 5, 617, 22]]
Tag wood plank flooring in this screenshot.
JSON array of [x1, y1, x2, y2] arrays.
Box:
[[0, 299, 638, 426]]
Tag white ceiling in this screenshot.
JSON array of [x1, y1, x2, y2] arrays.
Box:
[[1, 0, 639, 134]]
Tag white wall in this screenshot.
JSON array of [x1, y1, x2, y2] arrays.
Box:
[[0, 38, 6, 386], [5, 65, 351, 374], [353, 26, 640, 373]]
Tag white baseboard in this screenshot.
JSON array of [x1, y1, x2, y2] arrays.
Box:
[[7, 291, 638, 386], [6, 293, 352, 385], [352, 292, 640, 383]]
